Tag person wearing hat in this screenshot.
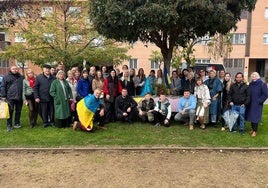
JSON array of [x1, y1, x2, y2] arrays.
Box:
[[34, 64, 56, 128]]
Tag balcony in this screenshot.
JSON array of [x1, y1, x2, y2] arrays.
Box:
[[0, 41, 11, 51]]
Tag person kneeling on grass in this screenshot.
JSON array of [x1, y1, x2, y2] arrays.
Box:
[[153, 91, 171, 127], [138, 92, 155, 123], [115, 88, 138, 124], [73, 88, 105, 132], [174, 89, 197, 130]]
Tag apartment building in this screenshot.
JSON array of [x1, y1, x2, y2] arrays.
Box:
[[1, 0, 268, 81], [120, 0, 268, 80]]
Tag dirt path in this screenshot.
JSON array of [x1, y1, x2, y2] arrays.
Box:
[[0, 150, 268, 188]]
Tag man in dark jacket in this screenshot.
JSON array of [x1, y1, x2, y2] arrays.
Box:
[[137, 92, 155, 123], [1, 66, 24, 132], [228, 72, 250, 134], [34, 64, 56, 128], [115, 88, 137, 123]]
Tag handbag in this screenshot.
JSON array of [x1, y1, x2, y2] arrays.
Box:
[[0, 101, 10, 119]]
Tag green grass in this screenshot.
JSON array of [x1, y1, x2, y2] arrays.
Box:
[[0, 106, 268, 148]]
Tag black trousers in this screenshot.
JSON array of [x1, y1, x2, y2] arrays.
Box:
[[39, 101, 54, 125], [153, 111, 170, 126], [251, 123, 259, 132], [105, 101, 116, 122], [55, 118, 69, 128], [94, 109, 105, 126], [7, 99, 23, 126], [116, 108, 136, 122], [26, 98, 39, 126]]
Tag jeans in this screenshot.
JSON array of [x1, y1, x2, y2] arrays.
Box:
[[232, 105, 246, 131], [7, 99, 23, 126], [174, 109, 196, 125]]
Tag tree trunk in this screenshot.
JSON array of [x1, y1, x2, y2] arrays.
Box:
[[161, 48, 173, 75]]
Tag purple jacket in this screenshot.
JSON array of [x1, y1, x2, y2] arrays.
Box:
[[246, 79, 268, 123]]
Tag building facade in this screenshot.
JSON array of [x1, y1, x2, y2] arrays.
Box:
[[1, 0, 268, 81]]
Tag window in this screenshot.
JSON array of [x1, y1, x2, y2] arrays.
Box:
[[224, 59, 244, 68], [129, 59, 137, 69], [68, 7, 81, 17], [265, 8, 268, 19], [41, 7, 53, 17], [196, 35, 211, 45], [0, 58, 9, 67], [43, 33, 54, 43], [195, 59, 210, 64], [231, 33, 246, 44], [150, 61, 159, 69], [240, 10, 248, 19], [14, 33, 26, 43], [15, 60, 28, 68], [263, 34, 268, 44], [69, 34, 82, 43], [14, 8, 25, 18]]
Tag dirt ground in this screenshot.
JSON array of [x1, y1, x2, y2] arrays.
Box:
[[0, 150, 268, 188]]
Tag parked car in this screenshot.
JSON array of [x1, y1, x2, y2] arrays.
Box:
[[193, 63, 226, 73]]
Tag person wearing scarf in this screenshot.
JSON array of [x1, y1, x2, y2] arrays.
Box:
[[23, 69, 39, 128]]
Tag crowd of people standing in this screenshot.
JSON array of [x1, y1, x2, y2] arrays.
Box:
[[1, 63, 268, 137]]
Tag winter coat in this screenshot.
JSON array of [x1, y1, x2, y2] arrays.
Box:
[[34, 73, 56, 102], [228, 82, 250, 106], [77, 78, 92, 98], [1, 71, 24, 101], [115, 95, 137, 115], [204, 77, 223, 115], [246, 79, 268, 123], [138, 98, 155, 112], [49, 79, 73, 119]]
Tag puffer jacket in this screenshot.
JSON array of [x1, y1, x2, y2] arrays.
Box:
[[1, 71, 24, 101]]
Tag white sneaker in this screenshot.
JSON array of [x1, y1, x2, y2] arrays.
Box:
[[221, 127, 225, 131]]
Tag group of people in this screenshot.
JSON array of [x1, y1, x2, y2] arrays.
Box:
[[1, 63, 268, 137]]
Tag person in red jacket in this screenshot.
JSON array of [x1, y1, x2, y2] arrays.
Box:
[[103, 69, 122, 123]]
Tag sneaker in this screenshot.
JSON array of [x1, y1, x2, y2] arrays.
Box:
[[239, 130, 245, 135], [14, 124, 21, 129], [221, 127, 225, 131], [7, 125, 12, 132], [154, 123, 160, 127], [189, 125, 194, 130]]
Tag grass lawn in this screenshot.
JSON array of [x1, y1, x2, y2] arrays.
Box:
[[0, 105, 267, 148]]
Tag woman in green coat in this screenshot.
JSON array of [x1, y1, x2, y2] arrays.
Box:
[[50, 70, 73, 128]]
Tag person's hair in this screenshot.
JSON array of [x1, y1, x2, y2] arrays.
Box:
[[183, 89, 191, 93], [159, 89, 166, 95], [137, 68, 145, 79], [56, 70, 65, 79], [122, 65, 129, 69], [150, 70, 155, 74], [157, 69, 163, 78], [82, 69, 88, 74], [224, 73, 232, 92], [95, 70, 103, 81], [25, 69, 34, 79], [195, 77, 203, 84], [235, 72, 244, 78], [251, 72, 260, 79]]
